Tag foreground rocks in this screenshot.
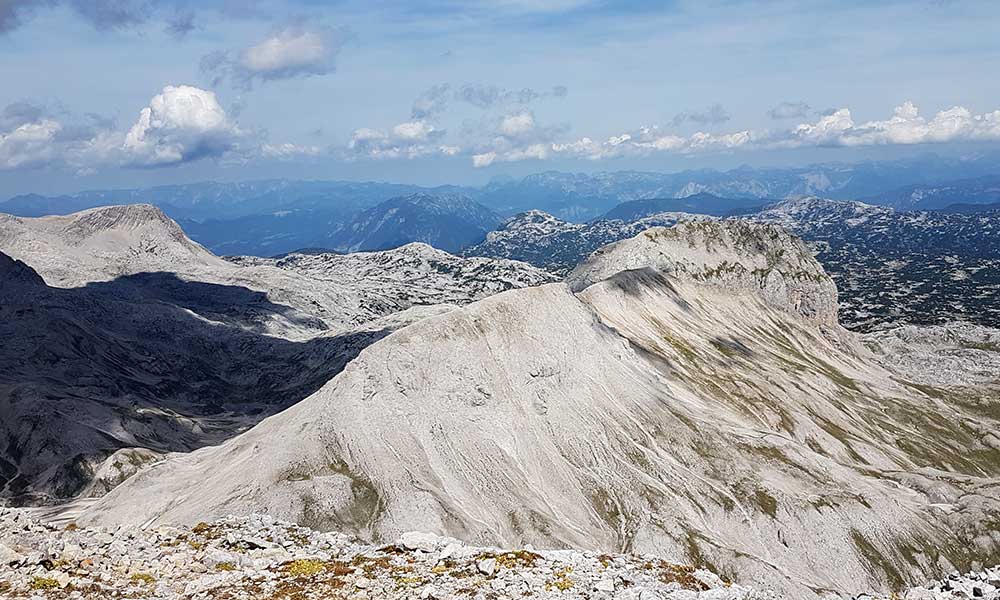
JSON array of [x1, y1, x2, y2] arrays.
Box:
[[0, 508, 765, 599], [1, 509, 997, 599]]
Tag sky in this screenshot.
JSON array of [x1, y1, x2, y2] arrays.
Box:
[[2, 0, 1000, 196]]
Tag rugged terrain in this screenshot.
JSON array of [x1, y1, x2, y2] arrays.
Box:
[[74, 221, 1000, 599], [753, 198, 1000, 330], [468, 198, 1000, 331], [464, 210, 711, 274], [0, 205, 550, 504], [0, 508, 770, 599]]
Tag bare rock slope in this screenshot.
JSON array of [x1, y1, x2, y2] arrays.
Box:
[[0, 205, 550, 505], [78, 221, 1000, 598]]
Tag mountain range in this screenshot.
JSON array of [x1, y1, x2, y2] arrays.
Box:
[[5, 154, 1000, 256], [1, 202, 998, 598]]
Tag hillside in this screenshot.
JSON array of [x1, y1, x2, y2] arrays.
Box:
[[0, 206, 552, 503], [76, 221, 1000, 598]]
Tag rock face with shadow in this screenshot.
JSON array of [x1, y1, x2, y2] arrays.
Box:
[[76, 221, 1000, 599], [0, 251, 446, 504], [0, 205, 550, 504]]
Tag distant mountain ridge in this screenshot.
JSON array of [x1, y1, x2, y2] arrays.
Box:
[[327, 192, 501, 253], [5, 153, 1000, 256], [601, 192, 766, 221], [865, 174, 1000, 210]]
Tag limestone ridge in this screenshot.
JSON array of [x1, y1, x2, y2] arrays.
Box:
[[0, 204, 226, 289], [567, 220, 839, 327], [0, 205, 552, 339], [76, 220, 1000, 598]]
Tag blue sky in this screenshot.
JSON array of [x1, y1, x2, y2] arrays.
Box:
[[2, 0, 1000, 196]]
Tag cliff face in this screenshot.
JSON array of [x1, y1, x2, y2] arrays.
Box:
[[76, 224, 1000, 598]]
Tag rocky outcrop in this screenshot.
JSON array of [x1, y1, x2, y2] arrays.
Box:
[[567, 220, 839, 326]]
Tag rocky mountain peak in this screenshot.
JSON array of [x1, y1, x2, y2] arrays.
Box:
[[567, 220, 839, 326], [60, 204, 187, 244]]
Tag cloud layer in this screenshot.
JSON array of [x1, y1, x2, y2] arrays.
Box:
[[0, 84, 307, 172], [5, 94, 1000, 175], [465, 101, 1000, 167]]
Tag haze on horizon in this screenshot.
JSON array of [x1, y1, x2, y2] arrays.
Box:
[[2, 0, 1000, 197]]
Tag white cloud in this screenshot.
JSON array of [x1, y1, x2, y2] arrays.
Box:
[[777, 102, 1000, 148], [392, 120, 438, 141], [261, 143, 323, 160], [498, 110, 535, 137], [471, 151, 496, 168], [348, 119, 456, 160], [203, 25, 348, 90], [471, 101, 1000, 167], [0, 118, 61, 170], [241, 29, 328, 75], [491, 126, 753, 167], [122, 85, 246, 167]]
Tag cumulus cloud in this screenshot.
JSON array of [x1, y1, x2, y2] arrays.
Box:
[[672, 104, 730, 127], [0, 101, 117, 171], [1, 101, 45, 130], [261, 142, 322, 160], [497, 110, 536, 137], [0, 86, 323, 173], [468, 101, 1000, 168], [472, 143, 550, 168], [203, 24, 349, 90], [767, 101, 811, 120], [121, 85, 248, 167]]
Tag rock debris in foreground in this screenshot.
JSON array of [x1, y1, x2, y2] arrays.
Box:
[[2, 509, 997, 599], [0, 508, 764, 599]]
